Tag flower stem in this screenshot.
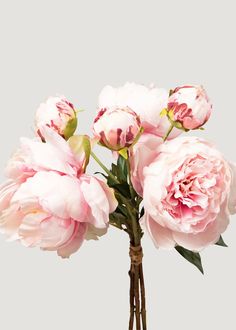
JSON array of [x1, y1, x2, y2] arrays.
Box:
[[139, 263, 147, 330], [91, 151, 119, 184], [134, 265, 141, 330], [163, 123, 174, 141], [125, 154, 135, 197], [129, 266, 135, 330], [129, 243, 147, 329]]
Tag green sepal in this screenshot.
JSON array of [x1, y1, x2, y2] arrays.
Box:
[[130, 127, 144, 147], [175, 246, 204, 274], [63, 116, 78, 140], [160, 108, 168, 118], [119, 147, 128, 159], [68, 134, 91, 170]]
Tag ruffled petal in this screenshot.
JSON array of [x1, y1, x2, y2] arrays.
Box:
[[57, 222, 87, 258], [143, 214, 176, 249], [80, 175, 117, 229]]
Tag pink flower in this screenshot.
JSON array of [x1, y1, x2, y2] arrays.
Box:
[[93, 106, 141, 151], [130, 133, 163, 196], [142, 137, 236, 251], [98, 82, 181, 139], [167, 85, 212, 130], [0, 172, 117, 258], [6, 127, 86, 181], [0, 128, 117, 258], [35, 96, 78, 140]]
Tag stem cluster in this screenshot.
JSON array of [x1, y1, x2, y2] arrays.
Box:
[[91, 151, 147, 329], [126, 157, 147, 330], [129, 244, 147, 330]]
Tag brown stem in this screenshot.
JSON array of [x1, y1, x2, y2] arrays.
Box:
[[134, 265, 141, 330], [129, 244, 145, 329], [139, 263, 147, 330], [129, 265, 135, 330]]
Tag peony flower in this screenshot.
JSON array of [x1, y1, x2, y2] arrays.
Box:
[[35, 96, 78, 140], [98, 82, 181, 139], [0, 172, 117, 258], [167, 85, 212, 130], [0, 128, 117, 257], [93, 106, 141, 151], [130, 133, 163, 196], [142, 136, 236, 251]]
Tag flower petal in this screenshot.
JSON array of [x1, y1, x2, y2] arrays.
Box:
[[143, 214, 176, 249]]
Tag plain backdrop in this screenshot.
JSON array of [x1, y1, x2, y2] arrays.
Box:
[[0, 1, 236, 329]]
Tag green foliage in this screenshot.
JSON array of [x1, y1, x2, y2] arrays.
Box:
[[105, 155, 143, 240], [175, 246, 204, 274], [215, 235, 228, 247], [140, 207, 145, 218]]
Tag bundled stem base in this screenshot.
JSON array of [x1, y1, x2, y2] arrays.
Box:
[[129, 244, 147, 330]]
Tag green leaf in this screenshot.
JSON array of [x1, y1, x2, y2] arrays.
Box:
[[117, 155, 128, 182], [215, 235, 228, 247], [116, 183, 131, 198], [109, 212, 131, 234], [94, 171, 107, 178], [111, 163, 119, 177], [175, 246, 204, 274], [140, 207, 145, 218]]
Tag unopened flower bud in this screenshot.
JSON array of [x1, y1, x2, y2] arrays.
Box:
[[93, 107, 141, 151], [35, 96, 78, 140], [167, 85, 212, 130]]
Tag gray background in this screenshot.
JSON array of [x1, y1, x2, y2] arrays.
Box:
[[0, 1, 236, 329]]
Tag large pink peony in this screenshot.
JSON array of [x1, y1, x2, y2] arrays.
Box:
[[98, 82, 181, 139], [142, 137, 236, 251], [0, 128, 117, 257]]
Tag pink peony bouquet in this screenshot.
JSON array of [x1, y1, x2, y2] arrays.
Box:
[[1, 83, 235, 330]]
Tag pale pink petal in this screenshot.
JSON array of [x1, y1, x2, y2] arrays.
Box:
[[57, 222, 87, 258], [40, 217, 77, 250], [0, 204, 23, 240], [144, 214, 176, 249], [228, 162, 236, 214], [18, 212, 49, 247], [12, 172, 88, 221], [6, 127, 82, 181], [80, 175, 117, 228], [98, 180, 118, 212], [173, 202, 229, 251], [85, 224, 108, 241], [130, 133, 162, 196], [0, 180, 19, 211]]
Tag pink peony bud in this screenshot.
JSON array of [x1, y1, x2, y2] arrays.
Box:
[[93, 106, 142, 151], [35, 96, 78, 140], [167, 85, 212, 130]]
